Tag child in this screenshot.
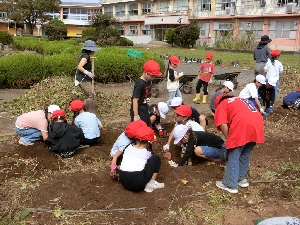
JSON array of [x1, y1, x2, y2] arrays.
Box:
[[193, 52, 215, 104], [282, 88, 300, 110], [14, 104, 60, 146], [69, 99, 103, 146], [45, 110, 81, 158], [209, 81, 234, 115], [130, 60, 162, 126], [264, 49, 283, 103], [149, 102, 169, 137], [119, 126, 164, 193], [171, 124, 226, 167], [169, 97, 207, 130], [165, 56, 184, 106], [110, 120, 147, 177], [239, 75, 266, 115], [258, 77, 277, 115]]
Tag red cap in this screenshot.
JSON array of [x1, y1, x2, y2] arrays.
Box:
[[125, 120, 147, 139], [135, 126, 156, 142], [205, 52, 213, 59], [169, 56, 180, 65], [143, 60, 162, 76], [270, 50, 281, 57], [52, 110, 66, 119], [296, 88, 300, 93], [214, 94, 226, 109], [69, 99, 85, 111], [174, 105, 192, 117]]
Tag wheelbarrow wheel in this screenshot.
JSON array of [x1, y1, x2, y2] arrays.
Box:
[[152, 86, 159, 98], [182, 82, 192, 94]]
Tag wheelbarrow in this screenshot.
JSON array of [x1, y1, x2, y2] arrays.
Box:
[[212, 72, 240, 89], [179, 75, 198, 94], [152, 77, 165, 98]]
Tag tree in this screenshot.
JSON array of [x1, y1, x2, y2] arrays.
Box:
[[44, 19, 67, 41], [164, 28, 176, 46], [173, 20, 200, 48], [91, 14, 122, 46], [0, 0, 60, 35]]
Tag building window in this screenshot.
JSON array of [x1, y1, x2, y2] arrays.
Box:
[[0, 12, 7, 18], [76, 25, 90, 28], [216, 0, 236, 10], [104, 6, 113, 15], [141, 25, 153, 35], [62, 8, 90, 20], [199, 23, 210, 37], [129, 4, 138, 15], [173, 0, 189, 12], [213, 22, 234, 36], [128, 25, 138, 35], [277, 0, 298, 7], [116, 25, 124, 35], [269, 21, 297, 39], [194, 0, 211, 11], [239, 21, 263, 38], [157, 1, 170, 13], [115, 6, 125, 17], [142, 3, 152, 14]]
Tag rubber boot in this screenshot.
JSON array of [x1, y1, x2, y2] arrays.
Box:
[[193, 93, 200, 102], [202, 95, 208, 103]]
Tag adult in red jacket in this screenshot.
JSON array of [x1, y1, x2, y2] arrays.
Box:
[[214, 96, 264, 193]]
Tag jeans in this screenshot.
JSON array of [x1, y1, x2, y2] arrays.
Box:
[[201, 144, 227, 159], [222, 142, 256, 189], [166, 89, 182, 106], [14, 125, 41, 142]]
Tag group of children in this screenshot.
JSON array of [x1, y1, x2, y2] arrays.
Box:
[[15, 100, 103, 158]]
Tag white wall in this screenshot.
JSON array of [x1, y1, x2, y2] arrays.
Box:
[[123, 35, 152, 44]]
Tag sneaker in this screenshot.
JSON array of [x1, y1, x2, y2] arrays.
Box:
[[216, 181, 238, 194], [144, 181, 165, 193], [262, 112, 269, 117], [268, 106, 274, 113], [18, 137, 34, 146], [238, 179, 249, 188]]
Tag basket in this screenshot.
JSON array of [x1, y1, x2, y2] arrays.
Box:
[[126, 49, 143, 59]]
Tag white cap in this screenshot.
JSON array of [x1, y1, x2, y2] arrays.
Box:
[[48, 105, 60, 114], [223, 81, 234, 92], [170, 97, 183, 107], [173, 124, 189, 144], [256, 75, 266, 85], [157, 102, 169, 119], [267, 77, 277, 86]]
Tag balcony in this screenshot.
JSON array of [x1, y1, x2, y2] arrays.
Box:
[[144, 14, 189, 25], [101, 0, 136, 5], [114, 13, 146, 21]]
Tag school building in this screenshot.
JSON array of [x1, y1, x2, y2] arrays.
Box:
[[0, 0, 299, 50]]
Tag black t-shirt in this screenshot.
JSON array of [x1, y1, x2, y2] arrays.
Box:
[[178, 131, 224, 166], [190, 107, 200, 124], [76, 53, 92, 82], [258, 85, 275, 101], [149, 104, 161, 126], [131, 78, 152, 105]]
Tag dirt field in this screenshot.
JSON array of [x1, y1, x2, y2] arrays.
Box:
[[1, 64, 300, 224]]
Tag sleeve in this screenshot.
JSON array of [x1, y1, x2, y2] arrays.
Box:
[[178, 137, 195, 166], [249, 85, 258, 98], [214, 102, 228, 131], [211, 64, 215, 74], [168, 69, 175, 82], [96, 117, 101, 126], [266, 47, 271, 59], [36, 120, 48, 132], [253, 52, 256, 60], [133, 79, 143, 99], [74, 117, 80, 128], [263, 63, 269, 70], [279, 62, 283, 73]]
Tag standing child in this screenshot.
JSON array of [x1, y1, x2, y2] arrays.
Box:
[[165, 56, 184, 106], [209, 81, 234, 115], [119, 126, 164, 193], [130, 60, 162, 126], [264, 49, 283, 110], [45, 110, 81, 158], [193, 52, 215, 104], [69, 99, 103, 146]]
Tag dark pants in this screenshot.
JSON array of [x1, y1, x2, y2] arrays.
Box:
[[80, 137, 98, 145], [130, 104, 151, 127], [196, 80, 209, 95], [119, 154, 161, 192]]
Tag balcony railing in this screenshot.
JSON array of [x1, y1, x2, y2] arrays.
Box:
[[114, 13, 146, 20], [101, 0, 136, 4]]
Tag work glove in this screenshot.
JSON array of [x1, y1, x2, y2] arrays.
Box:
[[110, 164, 117, 177], [259, 107, 265, 114], [158, 130, 164, 137], [134, 115, 140, 121], [178, 72, 184, 77], [163, 144, 170, 151], [168, 160, 178, 167], [84, 70, 95, 79]]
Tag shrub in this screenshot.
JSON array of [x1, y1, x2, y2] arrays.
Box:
[[126, 38, 134, 46], [44, 19, 68, 41], [118, 37, 128, 46], [0, 31, 14, 45], [82, 27, 96, 39], [44, 53, 77, 77]]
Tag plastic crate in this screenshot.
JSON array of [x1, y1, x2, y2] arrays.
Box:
[[126, 49, 143, 59]]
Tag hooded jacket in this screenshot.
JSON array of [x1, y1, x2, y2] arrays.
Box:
[[45, 122, 81, 154]]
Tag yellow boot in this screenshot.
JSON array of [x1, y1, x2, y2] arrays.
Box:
[[193, 93, 201, 102], [202, 95, 208, 103]]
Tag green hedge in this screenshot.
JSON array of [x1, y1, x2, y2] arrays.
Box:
[[0, 31, 13, 45]]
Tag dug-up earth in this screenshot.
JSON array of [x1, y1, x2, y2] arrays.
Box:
[[0, 63, 300, 225]]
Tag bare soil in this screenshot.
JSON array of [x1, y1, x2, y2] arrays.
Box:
[[0, 64, 299, 224]]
